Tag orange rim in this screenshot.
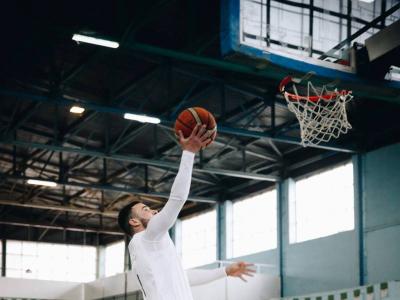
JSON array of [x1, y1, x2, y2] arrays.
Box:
[[279, 76, 350, 103]]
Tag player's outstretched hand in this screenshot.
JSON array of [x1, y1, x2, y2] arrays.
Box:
[[178, 124, 211, 153], [225, 262, 256, 282]]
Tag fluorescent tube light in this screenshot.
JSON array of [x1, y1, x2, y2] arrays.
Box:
[[72, 34, 119, 49], [123, 113, 161, 124], [27, 179, 58, 187], [359, 0, 374, 3], [70, 106, 85, 114]]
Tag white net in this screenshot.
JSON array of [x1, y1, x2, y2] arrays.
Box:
[[284, 81, 353, 147]]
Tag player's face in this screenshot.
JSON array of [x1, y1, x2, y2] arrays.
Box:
[[132, 203, 158, 227]]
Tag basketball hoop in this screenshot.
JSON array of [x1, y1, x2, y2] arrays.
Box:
[[279, 75, 353, 147]]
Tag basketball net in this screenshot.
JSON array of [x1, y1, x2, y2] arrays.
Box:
[[280, 77, 353, 147]]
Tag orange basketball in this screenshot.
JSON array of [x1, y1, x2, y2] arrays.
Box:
[[174, 107, 217, 147]]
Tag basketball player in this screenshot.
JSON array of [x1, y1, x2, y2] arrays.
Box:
[[118, 124, 255, 300]]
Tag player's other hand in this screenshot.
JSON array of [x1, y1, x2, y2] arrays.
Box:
[[225, 262, 256, 282], [178, 124, 211, 153]]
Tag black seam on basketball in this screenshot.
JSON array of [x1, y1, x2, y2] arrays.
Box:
[[206, 112, 210, 129], [176, 118, 193, 130], [188, 108, 202, 125]]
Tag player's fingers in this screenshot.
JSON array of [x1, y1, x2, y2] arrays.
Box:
[[246, 268, 256, 273], [197, 124, 206, 137], [178, 130, 184, 141], [190, 124, 200, 137], [244, 271, 254, 277], [201, 138, 212, 147], [200, 131, 211, 141], [239, 275, 247, 282]]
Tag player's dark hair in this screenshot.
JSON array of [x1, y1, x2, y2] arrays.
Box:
[[118, 201, 140, 236]]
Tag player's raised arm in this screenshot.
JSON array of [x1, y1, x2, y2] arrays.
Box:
[[144, 125, 211, 241]]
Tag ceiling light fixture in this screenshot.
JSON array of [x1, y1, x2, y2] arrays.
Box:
[[70, 106, 85, 114], [72, 33, 119, 49], [27, 179, 58, 187], [123, 113, 161, 124]]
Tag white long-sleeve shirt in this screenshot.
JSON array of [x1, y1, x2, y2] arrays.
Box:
[[128, 151, 226, 300]]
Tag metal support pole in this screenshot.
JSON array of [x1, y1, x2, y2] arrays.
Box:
[[381, 0, 386, 29], [339, 0, 343, 42], [354, 154, 365, 285], [309, 0, 314, 57], [266, 0, 271, 47], [277, 182, 284, 297], [347, 0, 352, 48], [217, 202, 224, 260], [1, 238, 6, 277]]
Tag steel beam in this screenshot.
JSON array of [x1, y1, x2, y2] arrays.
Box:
[[123, 42, 286, 80], [0, 220, 123, 236], [0, 199, 118, 217], [2, 174, 218, 203], [0, 89, 356, 152], [0, 139, 281, 181]]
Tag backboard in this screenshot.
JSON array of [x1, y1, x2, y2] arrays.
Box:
[[221, 0, 400, 89]]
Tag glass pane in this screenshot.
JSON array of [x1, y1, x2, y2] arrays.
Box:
[[313, 12, 342, 54], [22, 241, 37, 256], [7, 240, 22, 254], [269, 2, 309, 49], [314, 0, 340, 13], [290, 162, 354, 243], [6, 254, 22, 269], [385, 0, 400, 26], [37, 243, 55, 258], [22, 255, 37, 271], [105, 240, 125, 277], [181, 210, 217, 269], [232, 189, 277, 258]]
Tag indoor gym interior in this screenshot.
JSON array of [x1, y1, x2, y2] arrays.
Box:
[[0, 0, 400, 299]]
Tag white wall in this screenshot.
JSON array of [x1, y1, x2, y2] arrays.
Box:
[[192, 273, 280, 300], [0, 277, 84, 300], [0, 271, 280, 300], [84, 271, 140, 300]]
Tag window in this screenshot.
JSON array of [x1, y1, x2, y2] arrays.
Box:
[[181, 210, 217, 269], [105, 240, 125, 277], [240, 0, 400, 63], [6, 240, 96, 282], [231, 189, 277, 258], [290, 162, 354, 244]]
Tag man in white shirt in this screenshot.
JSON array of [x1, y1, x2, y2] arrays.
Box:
[[118, 124, 255, 300]]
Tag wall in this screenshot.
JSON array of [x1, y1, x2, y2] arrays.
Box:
[[0, 271, 279, 300], [219, 143, 400, 298], [0, 277, 84, 299], [363, 143, 400, 284], [283, 231, 359, 296]]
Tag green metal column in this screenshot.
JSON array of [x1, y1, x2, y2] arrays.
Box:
[[353, 154, 366, 285], [277, 178, 294, 297], [217, 201, 233, 260], [2, 238, 6, 277]]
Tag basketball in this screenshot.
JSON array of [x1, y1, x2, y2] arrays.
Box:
[[174, 107, 217, 147]]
